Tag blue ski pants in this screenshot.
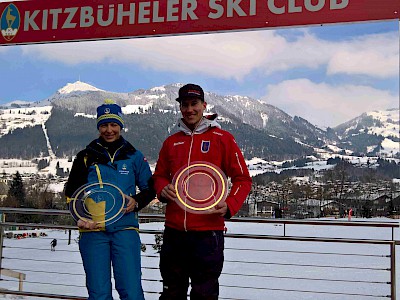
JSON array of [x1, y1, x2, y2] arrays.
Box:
[[79, 229, 144, 300]]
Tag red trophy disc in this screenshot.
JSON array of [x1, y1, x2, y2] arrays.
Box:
[[172, 161, 228, 214]]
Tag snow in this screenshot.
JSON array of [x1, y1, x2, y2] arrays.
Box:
[[73, 104, 154, 117], [74, 113, 96, 119], [123, 103, 153, 114], [150, 86, 166, 92], [0, 159, 38, 175], [57, 81, 104, 94], [0, 106, 52, 137], [326, 144, 342, 153], [145, 94, 166, 100], [260, 112, 269, 128], [0, 218, 399, 300], [247, 157, 268, 165], [47, 182, 66, 193], [380, 138, 400, 156], [247, 157, 279, 176], [367, 110, 399, 139]]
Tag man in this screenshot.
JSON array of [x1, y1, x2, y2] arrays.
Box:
[[50, 238, 57, 251], [153, 83, 252, 299]]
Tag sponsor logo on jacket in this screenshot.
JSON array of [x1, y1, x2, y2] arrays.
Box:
[[119, 163, 129, 175], [173, 141, 185, 146]]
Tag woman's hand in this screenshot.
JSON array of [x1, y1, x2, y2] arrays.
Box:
[[124, 194, 138, 213], [77, 219, 100, 230]]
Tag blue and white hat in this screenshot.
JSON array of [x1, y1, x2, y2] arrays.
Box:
[[96, 99, 124, 129]]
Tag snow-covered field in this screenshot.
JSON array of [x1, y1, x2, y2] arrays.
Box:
[[0, 217, 399, 300]]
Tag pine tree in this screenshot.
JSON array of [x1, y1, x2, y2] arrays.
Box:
[[7, 171, 26, 207]]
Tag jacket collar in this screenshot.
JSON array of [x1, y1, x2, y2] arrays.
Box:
[[177, 114, 221, 135], [86, 136, 136, 158]]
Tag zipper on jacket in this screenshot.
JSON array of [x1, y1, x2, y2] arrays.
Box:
[[183, 119, 205, 232], [95, 142, 124, 164], [109, 145, 124, 163]]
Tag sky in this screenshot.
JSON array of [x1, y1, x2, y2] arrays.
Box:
[[0, 18, 399, 128], [0, 218, 398, 299]]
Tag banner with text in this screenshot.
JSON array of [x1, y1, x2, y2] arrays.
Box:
[[1, 0, 398, 46]]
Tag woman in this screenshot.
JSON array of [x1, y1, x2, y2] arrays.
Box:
[[65, 99, 155, 300]]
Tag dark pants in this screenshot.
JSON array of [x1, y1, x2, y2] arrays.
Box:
[[159, 227, 224, 300]]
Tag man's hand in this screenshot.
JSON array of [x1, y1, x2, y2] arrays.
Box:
[[77, 219, 100, 230], [208, 202, 228, 217], [124, 194, 138, 213], [160, 184, 177, 202]]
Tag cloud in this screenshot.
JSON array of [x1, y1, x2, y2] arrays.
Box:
[[262, 79, 398, 128], [20, 29, 398, 80], [20, 31, 283, 81], [327, 33, 399, 78]]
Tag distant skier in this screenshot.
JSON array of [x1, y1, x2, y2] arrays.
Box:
[[50, 238, 57, 251]]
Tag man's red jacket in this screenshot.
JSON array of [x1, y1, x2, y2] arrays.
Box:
[[153, 116, 252, 231]]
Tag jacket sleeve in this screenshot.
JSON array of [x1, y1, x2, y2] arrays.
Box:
[[222, 134, 252, 218], [152, 139, 172, 203], [64, 152, 89, 202], [132, 151, 156, 211]]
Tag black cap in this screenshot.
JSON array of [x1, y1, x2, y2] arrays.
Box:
[[176, 84, 204, 102]]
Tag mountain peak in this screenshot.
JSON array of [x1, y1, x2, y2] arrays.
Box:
[[57, 81, 104, 94]]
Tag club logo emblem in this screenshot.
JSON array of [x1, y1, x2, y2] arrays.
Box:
[[104, 108, 111, 114], [201, 141, 210, 153], [0, 4, 20, 42]]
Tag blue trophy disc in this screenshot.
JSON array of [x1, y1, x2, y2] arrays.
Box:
[[69, 182, 127, 226]]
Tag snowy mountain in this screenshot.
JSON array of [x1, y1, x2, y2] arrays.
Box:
[[0, 81, 398, 162], [334, 108, 399, 157], [0, 106, 52, 136], [0, 100, 33, 109], [57, 81, 104, 94], [46, 81, 331, 149]]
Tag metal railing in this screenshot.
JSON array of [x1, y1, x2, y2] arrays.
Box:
[[0, 208, 398, 300]]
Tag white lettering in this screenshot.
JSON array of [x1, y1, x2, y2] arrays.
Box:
[[62, 7, 78, 29], [80, 7, 94, 27], [249, 0, 256, 15], [97, 5, 114, 27], [152, 2, 165, 22], [209, 0, 254, 18], [24, 10, 39, 30], [42, 10, 48, 30], [138, 2, 151, 23], [228, 0, 246, 17], [21, 0, 272, 34], [181, 0, 198, 21], [267, 0, 284, 14], [288, 0, 302, 13], [49, 8, 62, 29], [117, 3, 135, 25], [331, 0, 349, 10], [167, 0, 179, 21], [304, 0, 325, 12], [209, 0, 224, 19], [268, 0, 349, 14]]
